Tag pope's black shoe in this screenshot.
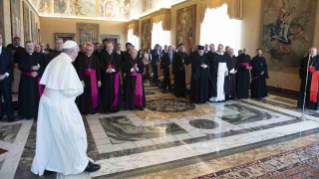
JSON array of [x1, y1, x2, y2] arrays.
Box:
[[43, 169, 56, 176], [84, 162, 101, 172]]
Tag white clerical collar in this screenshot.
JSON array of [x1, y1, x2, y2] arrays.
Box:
[[87, 55, 91, 57], [61, 53, 72, 63], [108, 52, 112, 55], [258, 55, 261, 57], [28, 52, 33, 55], [117, 51, 120, 53], [216, 51, 224, 55], [42, 50, 45, 53], [16, 45, 18, 48]]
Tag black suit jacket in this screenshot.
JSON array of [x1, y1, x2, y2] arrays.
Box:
[[0, 47, 14, 82], [14, 46, 26, 64], [161, 53, 173, 75]]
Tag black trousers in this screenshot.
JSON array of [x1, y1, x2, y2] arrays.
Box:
[[0, 80, 13, 118], [162, 68, 170, 90]]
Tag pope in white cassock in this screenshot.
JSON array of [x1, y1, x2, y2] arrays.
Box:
[[31, 41, 101, 176]]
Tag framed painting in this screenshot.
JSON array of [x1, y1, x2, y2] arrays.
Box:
[[10, 0, 22, 39], [31, 11, 37, 44], [23, 1, 31, 43], [101, 35, 120, 45], [141, 19, 151, 51], [0, 0, 5, 45], [176, 5, 196, 53], [77, 23, 99, 44], [77, 0, 98, 17], [38, 0, 51, 14], [54, 0, 68, 14], [260, 0, 317, 73]]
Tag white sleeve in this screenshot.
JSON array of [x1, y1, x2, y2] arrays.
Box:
[[61, 88, 84, 98], [130, 68, 134, 72]]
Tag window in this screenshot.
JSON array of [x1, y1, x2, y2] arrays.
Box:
[[200, 4, 242, 53], [127, 29, 139, 49], [151, 21, 171, 48]]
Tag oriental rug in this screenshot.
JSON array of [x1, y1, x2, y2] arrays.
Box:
[[194, 141, 319, 179]]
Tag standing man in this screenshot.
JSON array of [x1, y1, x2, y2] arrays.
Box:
[[225, 46, 230, 54], [173, 44, 190, 97], [0, 34, 14, 122], [190, 45, 211, 103], [121, 42, 133, 63], [45, 43, 53, 52], [93, 43, 101, 57], [31, 41, 101, 176], [237, 48, 252, 99], [225, 48, 238, 100], [102, 39, 109, 50], [34, 44, 41, 53], [39, 42, 49, 54], [123, 49, 146, 110], [238, 50, 243, 56], [204, 44, 209, 53], [150, 44, 162, 86], [297, 47, 319, 110], [47, 38, 63, 64], [206, 44, 218, 97], [163, 45, 168, 54], [99, 43, 123, 112], [18, 41, 46, 120], [189, 45, 198, 64], [74, 43, 87, 66], [209, 44, 230, 102], [251, 48, 269, 99], [114, 43, 123, 55], [161, 46, 174, 92], [12, 37, 26, 64], [76, 43, 102, 114]]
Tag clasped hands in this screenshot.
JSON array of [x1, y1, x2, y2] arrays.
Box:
[[180, 64, 187, 70], [201, 64, 208, 69], [31, 65, 40, 78], [82, 81, 102, 88], [246, 66, 253, 70]]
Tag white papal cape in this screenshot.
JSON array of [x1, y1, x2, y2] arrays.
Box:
[[210, 53, 228, 102], [31, 53, 91, 176]]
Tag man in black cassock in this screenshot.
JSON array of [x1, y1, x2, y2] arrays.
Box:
[[47, 38, 63, 65], [173, 44, 190, 97], [206, 44, 218, 97], [121, 43, 133, 63], [297, 47, 319, 110], [74, 43, 86, 66], [93, 43, 101, 57], [45, 43, 53, 52], [0, 34, 14, 122], [12, 37, 26, 64], [161, 46, 174, 92], [99, 43, 123, 112], [190, 45, 211, 104], [123, 49, 146, 110], [225, 48, 238, 100], [189, 46, 198, 64], [18, 41, 46, 120], [237, 48, 252, 99], [76, 44, 102, 114], [251, 48, 269, 99]]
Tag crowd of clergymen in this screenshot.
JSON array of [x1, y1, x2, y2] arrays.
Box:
[[0, 35, 271, 122]]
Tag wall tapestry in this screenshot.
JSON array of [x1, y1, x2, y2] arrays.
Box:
[[260, 0, 317, 73], [0, 0, 5, 45], [141, 19, 151, 51], [31, 11, 37, 44], [77, 23, 99, 44], [23, 1, 31, 43], [10, 0, 22, 39], [176, 5, 196, 53]]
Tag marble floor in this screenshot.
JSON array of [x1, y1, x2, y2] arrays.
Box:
[[1, 86, 319, 179]]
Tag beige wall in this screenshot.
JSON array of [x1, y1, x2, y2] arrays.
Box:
[[40, 17, 127, 50]]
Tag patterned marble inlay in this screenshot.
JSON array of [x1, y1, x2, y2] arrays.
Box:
[[0, 123, 22, 143], [189, 119, 219, 129], [221, 103, 277, 125], [99, 116, 187, 144], [147, 99, 195, 112]]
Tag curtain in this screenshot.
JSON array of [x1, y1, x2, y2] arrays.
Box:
[[200, 4, 242, 53], [151, 21, 171, 48], [127, 20, 139, 36], [128, 29, 139, 48], [198, 0, 242, 24]]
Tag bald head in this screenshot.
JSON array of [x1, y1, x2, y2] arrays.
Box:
[[130, 49, 137, 59], [106, 43, 114, 54], [243, 48, 248, 55], [39, 42, 45, 52]]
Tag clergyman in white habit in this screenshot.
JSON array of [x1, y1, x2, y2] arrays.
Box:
[[31, 40, 101, 176]]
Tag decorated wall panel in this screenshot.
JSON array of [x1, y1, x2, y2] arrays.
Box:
[[10, 0, 22, 39], [0, 0, 5, 45], [141, 19, 151, 50], [23, 1, 31, 42]]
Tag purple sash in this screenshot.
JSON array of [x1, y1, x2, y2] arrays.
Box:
[[126, 70, 143, 107], [241, 63, 250, 66], [22, 72, 44, 97], [251, 76, 258, 80], [83, 69, 98, 108], [109, 65, 119, 107]]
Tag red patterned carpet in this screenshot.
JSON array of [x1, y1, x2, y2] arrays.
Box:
[[0, 148, 8, 155], [194, 142, 319, 179]]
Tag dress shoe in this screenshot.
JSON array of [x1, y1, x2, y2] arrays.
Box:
[[0, 116, 2, 121], [84, 161, 101, 172], [26, 117, 32, 120], [138, 107, 144, 111], [8, 117, 13, 123], [43, 169, 56, 176]]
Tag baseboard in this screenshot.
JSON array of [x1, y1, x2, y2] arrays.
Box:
[[267, 86, 299, 100]]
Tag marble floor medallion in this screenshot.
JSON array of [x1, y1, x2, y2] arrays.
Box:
[[221, 103, 278, 125], [146, 99, 195, 112], [99, 116, 187, 144], [189, 119, 219, 129], [0, 123, 22, 143]]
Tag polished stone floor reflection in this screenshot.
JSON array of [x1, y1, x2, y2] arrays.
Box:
[[1, 86, 319, 179]]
